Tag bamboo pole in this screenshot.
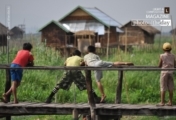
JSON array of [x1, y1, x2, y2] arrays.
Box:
[[171, 15, 175, 46], [106, 27, 110, 59], [125, 28, 127, 54], [159, 26, 162, 49]]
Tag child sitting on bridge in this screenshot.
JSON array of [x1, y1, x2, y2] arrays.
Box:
[[1, 43, 34, 104], [84, 45, 133, 103], [45, 49, 100, 103], [157, 42, 176, 106]]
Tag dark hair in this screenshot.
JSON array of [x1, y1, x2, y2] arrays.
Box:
[[23, 43, 33, 51], [88, 45, 95, 53], [72, 49, 81, 56]]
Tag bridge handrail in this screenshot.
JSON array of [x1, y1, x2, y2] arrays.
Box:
[[0, 65, 176, 71], [1, 64, 176, 120]]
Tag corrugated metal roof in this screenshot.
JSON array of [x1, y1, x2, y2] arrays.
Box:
[[38, 20, 70, 33], [83, 7, 122, 27], [59, 6, 122, 28], [62, 20, 105, 35]]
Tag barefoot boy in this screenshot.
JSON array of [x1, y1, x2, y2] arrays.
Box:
[[157, 42, 176, 106], [2, 43, 34, 104], [84, 45, 133, 103], [45, 50, 99, 103]]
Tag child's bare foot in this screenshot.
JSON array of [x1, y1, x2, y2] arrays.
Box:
[[156, 102, 165, 106], [166, 102, 172, 106], [1, 93, 8, 103], [100, 95, 106, 103], [13, 100, 19, 104]]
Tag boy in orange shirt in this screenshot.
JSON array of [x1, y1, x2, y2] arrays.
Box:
[[1, 43, 34, 104]]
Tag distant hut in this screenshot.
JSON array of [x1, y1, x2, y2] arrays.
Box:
[[119, 21, 160, 45], [59, 6, 123, 48], [39, 20, 76, 56], [0, 22, 8, 47], [74, 30, 95, 51], [39, 20, 74, 48], [0, 22, 12, 53], [10, 26, 24, 39], [39, 6, 123, 55]]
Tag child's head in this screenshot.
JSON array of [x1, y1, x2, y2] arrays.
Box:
[[87, 45, 96, 53], [163, 42, 171, 52], [72, 49, 81, 56], [23, 43, 33, 51]]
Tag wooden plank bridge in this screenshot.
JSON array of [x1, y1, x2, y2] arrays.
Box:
[[0, 102, 176, 116], [1, 65, 176, 120]]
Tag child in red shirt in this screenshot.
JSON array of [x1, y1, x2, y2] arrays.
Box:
[[2, 43, 34, 104]]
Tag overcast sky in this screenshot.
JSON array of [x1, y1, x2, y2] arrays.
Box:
[[0, 0, 175, 33]]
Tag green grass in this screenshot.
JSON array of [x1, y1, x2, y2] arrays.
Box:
[[0, 38, 176, 120]]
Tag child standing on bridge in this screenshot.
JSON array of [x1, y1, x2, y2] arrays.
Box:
[[45, 49, 100, 103], [157, 42, 176, 106], [1, 43, 34, 104], [84, 45, 133, 103]]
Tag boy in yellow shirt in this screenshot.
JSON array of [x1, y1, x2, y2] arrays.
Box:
[[45, 50, 99, 103]]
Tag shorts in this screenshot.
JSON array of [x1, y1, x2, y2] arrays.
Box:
[[56, 70, 87, 91], [94, 60, 113, 81], [160, 73, 174, 91], [10, 63, 23, 82]]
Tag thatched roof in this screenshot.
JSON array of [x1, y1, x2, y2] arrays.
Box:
[[0, 22, 9, 35], [121, 21, 161, 34], [74, 30, 95, 36]]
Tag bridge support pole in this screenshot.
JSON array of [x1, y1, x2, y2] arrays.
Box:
[[115, 70, 123, 120], [72, 109, 78, 120], [5, 67, 11, 120], [85, 70, 96, 120]]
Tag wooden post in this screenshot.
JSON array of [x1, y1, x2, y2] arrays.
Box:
[[72, 109, 78, 120], [116, 70, 123, 103], [85, 70, 96, 120], [125, 28, 127, 54], [114, 70, 123, 120], [106, 27, 110, 59], [5, 66, 11, 120]]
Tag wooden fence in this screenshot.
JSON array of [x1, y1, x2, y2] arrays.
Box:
[[0, 65, 176, 120]]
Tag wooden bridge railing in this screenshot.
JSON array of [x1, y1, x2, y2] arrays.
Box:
[[0, 65, 176, 120]]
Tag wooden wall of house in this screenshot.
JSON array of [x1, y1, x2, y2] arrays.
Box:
[[143, 31, 154, 44], [109, 27, 118, 46], [0, 35, 7, 46], [60, 8, 95, 21], [119, 25, 145, 45], [99, 27, 119, 47], [41, 23, 67, 47]]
